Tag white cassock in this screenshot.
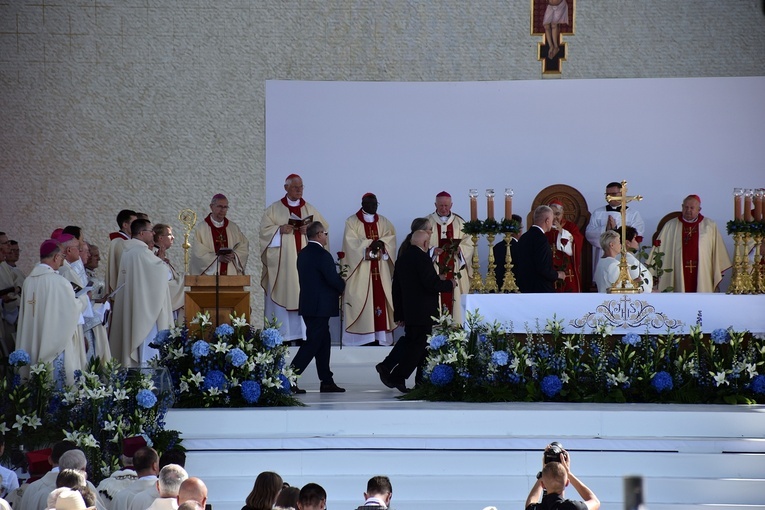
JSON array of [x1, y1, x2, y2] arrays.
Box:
[[259, 197, 328, 341], [164, 259, 185, 322], [594, 253, 653, 293], [110, 239, 173, 367], [16, 264, 86, 385], [585, 206, 645, 272], [341, 211, 396, 346]]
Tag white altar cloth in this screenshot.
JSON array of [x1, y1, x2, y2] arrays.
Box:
[[462, 293, 765, 334]]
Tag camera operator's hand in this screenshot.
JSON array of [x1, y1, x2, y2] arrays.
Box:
[[560, 449, 571, 473]]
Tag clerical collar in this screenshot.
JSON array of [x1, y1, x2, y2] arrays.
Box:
[[210, 217, 225, 228], [438, 214, 451, 223], [362, 211, 376, 222], [682, 215, 700, 224], [286, 197, 302, 207], [606, 205, 627, 212]]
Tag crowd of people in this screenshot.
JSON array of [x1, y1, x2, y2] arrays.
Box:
[[0, 177, 734, 394], [1, 438, 599, 510]]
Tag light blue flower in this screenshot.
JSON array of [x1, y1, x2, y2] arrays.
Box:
[[153, 329, 171, 345], [430, 364, 454, 386], [541, 375, 562, 398], [202, 370, 227, 391], [751, 375, 765, 395], [8, 349, 31, 367], [136, 389, 157, 408], [226, 348, 248, 367], [491, 351, 509, 367], [429, 335, 447, 350], [651, 371, 673, 393], [262, 328, 283, 349], [711, 328, 729, 345], [215, 324, 235, 337], [240, 380, 261, 404], [622, 333, 641, 346], [191, 340, 210, 358]]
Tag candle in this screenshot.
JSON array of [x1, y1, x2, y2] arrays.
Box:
[[486, 189, 495, 220], [505, 188, 514, 219], [744, 189, 754, 222], [755, 189, 764, 222], [734, 188, 743, 221], [469, 189, 478, 221]]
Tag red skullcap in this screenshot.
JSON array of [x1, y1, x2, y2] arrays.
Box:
[[285, 173, 301, 182], [51, 228, 64, 239], [436, 191, 451, 198], [362, 192, 375, 199], [687, 194, 701, 204], [122, 435, 148, 457], [212, 193, 227, 201], [549, 199, 563, 207]]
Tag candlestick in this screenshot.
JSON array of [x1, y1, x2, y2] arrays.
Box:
[[486, 188, 495, 220], [504, 188, 514, 219], [734, 188, 743, 221], [469, 189, 478, 221], [744, 189, 754, 222]]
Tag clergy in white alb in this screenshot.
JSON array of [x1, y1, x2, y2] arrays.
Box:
[[585, 181, 646, 272], [109, 220, 173, 368], [110, 447, 159, 510], [259, 174, 328, 341], [190, 194, 249, 276], [341, 193, 397, 346], [106, 209, 137, 295], [427, 191, 474, 325], [16, 240, 86, 385], [649, 194, 731, 293], [0, 235, 24, 356]]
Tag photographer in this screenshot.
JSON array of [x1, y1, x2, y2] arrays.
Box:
[[525, 444, 600, 510]]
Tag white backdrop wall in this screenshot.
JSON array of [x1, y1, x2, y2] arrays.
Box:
[[266, 76, 764, 288]]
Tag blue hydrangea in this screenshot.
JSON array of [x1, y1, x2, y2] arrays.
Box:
[[491, 351, 509, 367], [541, 375, 563, 398], [202, 370, 227, 391], [191, 340, 210, 358], [226, 348, 248, 367], [429, 335, 447, 350], [262, 328, 283, 349], [279, 374, 291, 394], [240, 380, 261, 404], [430, 364, 454, 386], [711, 328, 729, 345], [8, 349, 31, 366], [136, 389, 158, 408], [478, 334, 487, 343], [215, 324, 235, 337], [751, 375, 765, 395], [153, 329, 171, 345], [622, 333, 641, 346], [651, 371, 674, 393]]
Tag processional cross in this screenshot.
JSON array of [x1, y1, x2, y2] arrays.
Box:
[[605, 180, 643, 294]]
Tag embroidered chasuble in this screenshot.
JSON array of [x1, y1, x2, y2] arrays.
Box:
[[427, 212, 473, 325]]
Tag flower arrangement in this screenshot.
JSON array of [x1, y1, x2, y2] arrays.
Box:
[[149, 312, 302, 408], [405, 310, 765, 404], [727, 219, 765, 235], [638, 239, 674, 292], [1, 355, 179, 483]]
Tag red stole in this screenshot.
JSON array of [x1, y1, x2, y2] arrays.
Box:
[[680, 215, 702, 293], [281, 196, 306, 251], [109, 231, 129, 241], [205, 214, 230, 275], [436, 221, 457, 316], [357, 210, 388, 332]]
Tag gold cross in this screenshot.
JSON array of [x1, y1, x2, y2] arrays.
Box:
[[371, 267, 381, 281], [683, 225, 697, 246], [26, 292, 36, 316], [685, 260, 697, 274], [605, 180, 644, 294]]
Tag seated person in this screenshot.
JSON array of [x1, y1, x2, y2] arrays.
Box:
[[594, 230, 651, 293]]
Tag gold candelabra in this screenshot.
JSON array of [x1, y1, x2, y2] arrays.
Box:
[[469, 233, 484, 292], [484, 232, 499, 293], [500, 234, 519, 293], [728, 232, 756, 294], [179, 209, 197, 273]]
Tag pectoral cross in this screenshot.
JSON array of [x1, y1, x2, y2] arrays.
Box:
[[371, 267, 381, 281], [685, 260, 697, 274], [683, 225, 697, 246], [605, 181, 644, 294], [27, 293, 36, 316]]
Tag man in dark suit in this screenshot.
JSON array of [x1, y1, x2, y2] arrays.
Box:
[[291, 221, 346, 393], [380, 230, 455, 393], [515, 206, 566, 293], [493, 213, 523, 286]]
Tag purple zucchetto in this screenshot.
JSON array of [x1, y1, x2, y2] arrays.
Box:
[[40, 239, 60, 258]]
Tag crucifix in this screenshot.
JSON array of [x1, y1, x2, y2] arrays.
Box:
[[26, 293, 36, 316], [605, 180, 643, 294]]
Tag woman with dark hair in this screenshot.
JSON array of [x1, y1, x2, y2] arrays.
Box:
[[242, 472, 283, 510]]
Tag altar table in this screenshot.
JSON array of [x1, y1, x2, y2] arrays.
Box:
[[462, 293, 765, 334]]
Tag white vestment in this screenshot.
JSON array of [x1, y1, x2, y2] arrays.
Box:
[[110, 239, 173, 367], [106, 233, 130, 295], [427, 212, 474, 325], [585, 206, 645, 272], [190, 215, 249, 276], [111, 478, 157, 510]]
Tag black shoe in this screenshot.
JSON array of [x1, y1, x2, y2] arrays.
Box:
[[394, 381, 410, 394], [320, 382, 346, 393], [376, 363, 395, 388], [291, 384, 306, 394]]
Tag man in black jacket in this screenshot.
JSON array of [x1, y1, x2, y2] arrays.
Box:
[[515, 206, 565, 293], [383, 230, 455, 393], [291, 221, 346, 393]]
